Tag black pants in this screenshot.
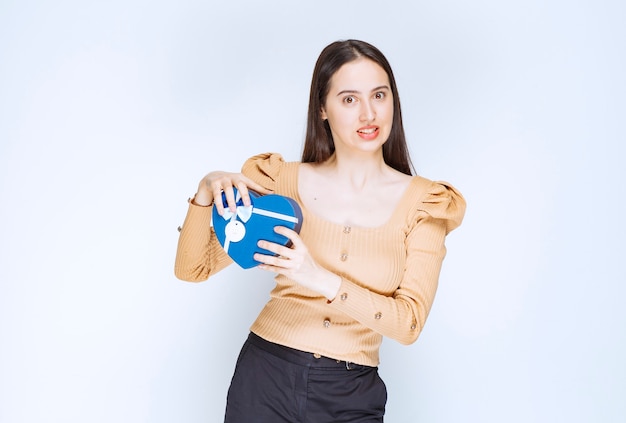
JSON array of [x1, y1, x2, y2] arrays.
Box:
[[224, 332, 387, 423]]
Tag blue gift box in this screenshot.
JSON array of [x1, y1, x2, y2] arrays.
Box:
[[212, 188, 303, 269]]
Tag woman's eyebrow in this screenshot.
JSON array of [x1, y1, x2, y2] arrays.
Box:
[[335, 85, 390, 97], [371, 85, 390, 92]]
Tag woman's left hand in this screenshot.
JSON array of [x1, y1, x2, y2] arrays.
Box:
[[254, 226, 341, 301]]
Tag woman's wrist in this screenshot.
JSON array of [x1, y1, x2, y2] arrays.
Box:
[[191, 190, 213, 207], [322, 273, 342, 302]]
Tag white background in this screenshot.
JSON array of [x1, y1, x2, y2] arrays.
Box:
[[1, 1, 624, 422]]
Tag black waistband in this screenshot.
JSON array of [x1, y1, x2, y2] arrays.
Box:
[[247, 332, 372, 371]]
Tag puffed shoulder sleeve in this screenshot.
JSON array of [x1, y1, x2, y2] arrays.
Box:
[[419, 181, 466, 234], [240, 152, 286, 191]]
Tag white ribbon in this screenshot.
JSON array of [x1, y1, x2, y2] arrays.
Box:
[[251, 208, 299, 223]]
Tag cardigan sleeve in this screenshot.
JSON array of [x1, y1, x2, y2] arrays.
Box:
[[328, 180, 466, 345], [240, 152, 286, 191], [419, 180, 465, 234], [174, 201, 233, 282]]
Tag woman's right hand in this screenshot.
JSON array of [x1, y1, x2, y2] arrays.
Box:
[[193, 171, 272, 216]]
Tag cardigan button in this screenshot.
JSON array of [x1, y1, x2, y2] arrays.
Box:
[[323, 319, 331, 328], [340, 293, 348, 301], [340, 253, 348, 261], [374, 312, 382, 320], [343, 226, 351, 234]]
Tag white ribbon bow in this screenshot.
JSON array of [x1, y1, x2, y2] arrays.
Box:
[[221, 192, 253, 223], [222, 205, 253, 223]]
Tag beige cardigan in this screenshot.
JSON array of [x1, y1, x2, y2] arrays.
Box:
[[175, 153, 466, 366]]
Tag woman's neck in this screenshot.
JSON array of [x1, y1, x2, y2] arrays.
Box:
[[321, 152, 391, 191]]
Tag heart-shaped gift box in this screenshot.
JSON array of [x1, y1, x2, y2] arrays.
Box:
[[212, 188, 303, 269]]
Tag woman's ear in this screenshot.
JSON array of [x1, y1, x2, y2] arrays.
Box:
[[320, 107, 327, 120]]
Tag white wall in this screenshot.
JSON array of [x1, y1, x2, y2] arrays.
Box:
[[1, 1, 624, 422]]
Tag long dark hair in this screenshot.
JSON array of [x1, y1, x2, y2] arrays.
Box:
[[301, 39, 414, 175]]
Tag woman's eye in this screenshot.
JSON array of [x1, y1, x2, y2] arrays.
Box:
[[374, 92, 386, 100], [343, 96, 356, 104]]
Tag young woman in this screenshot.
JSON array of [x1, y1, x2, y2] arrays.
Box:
[[175, 39, 466, 422]]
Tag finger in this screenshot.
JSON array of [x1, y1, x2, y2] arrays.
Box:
[[256, 261, 280, 274], [222, 185, 238, 212], [236, 181, 252, 207], [273, 226, 302, 248], [257, 239, 295, 259], [212, 186, 226, 215], [242, 176, 272, 195], [254, 252, 291, 269]]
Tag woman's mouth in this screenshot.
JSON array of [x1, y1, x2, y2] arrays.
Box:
[[357, 126, 379, 140]]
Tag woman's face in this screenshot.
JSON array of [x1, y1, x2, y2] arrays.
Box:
[[321, 58, 394, 156]]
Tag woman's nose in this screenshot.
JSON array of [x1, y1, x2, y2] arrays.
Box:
[[360, 100, 376, 122]]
